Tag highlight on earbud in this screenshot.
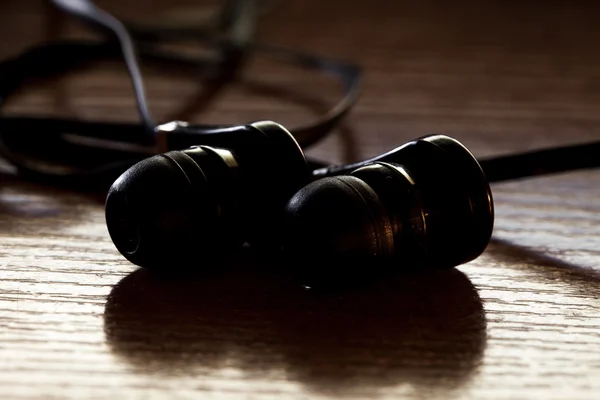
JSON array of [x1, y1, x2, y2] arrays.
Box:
[[281, 134, 494, 284], [105, 120, 310, 270]]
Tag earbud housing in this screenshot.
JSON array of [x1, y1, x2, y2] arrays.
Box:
[[105, 121, 310, 270], [282, 135, 494, 284]]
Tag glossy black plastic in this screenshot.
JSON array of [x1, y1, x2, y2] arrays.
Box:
[[105, 120, 310, 269], [282, 134, 494, 283]]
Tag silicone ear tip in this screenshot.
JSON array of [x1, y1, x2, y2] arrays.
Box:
[[282, 176, 394, 282], [105, 154, 219, 270]]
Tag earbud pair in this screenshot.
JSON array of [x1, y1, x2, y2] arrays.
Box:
[[105, 120, 494, 279]]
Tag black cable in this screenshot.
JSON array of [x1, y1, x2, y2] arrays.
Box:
[[50, 0, 157, 133], [0, 0, 361, 185], [479, 141, 600, 183]]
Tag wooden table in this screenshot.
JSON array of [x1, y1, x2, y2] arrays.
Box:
[[2, 1, 600, 399]]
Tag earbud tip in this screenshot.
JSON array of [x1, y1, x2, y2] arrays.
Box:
[[282, 176, 394, 286], [105, 154, 226, 270]]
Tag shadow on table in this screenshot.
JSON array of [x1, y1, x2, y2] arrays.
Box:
[[104, 249, 487, 397], [487, 237, 600, 297]]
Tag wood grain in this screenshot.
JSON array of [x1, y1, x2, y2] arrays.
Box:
[[2, 0, 600, 399]]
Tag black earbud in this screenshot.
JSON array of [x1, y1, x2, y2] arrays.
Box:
[[105, 120, 310, 269], [281, 134, 494, 283]]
